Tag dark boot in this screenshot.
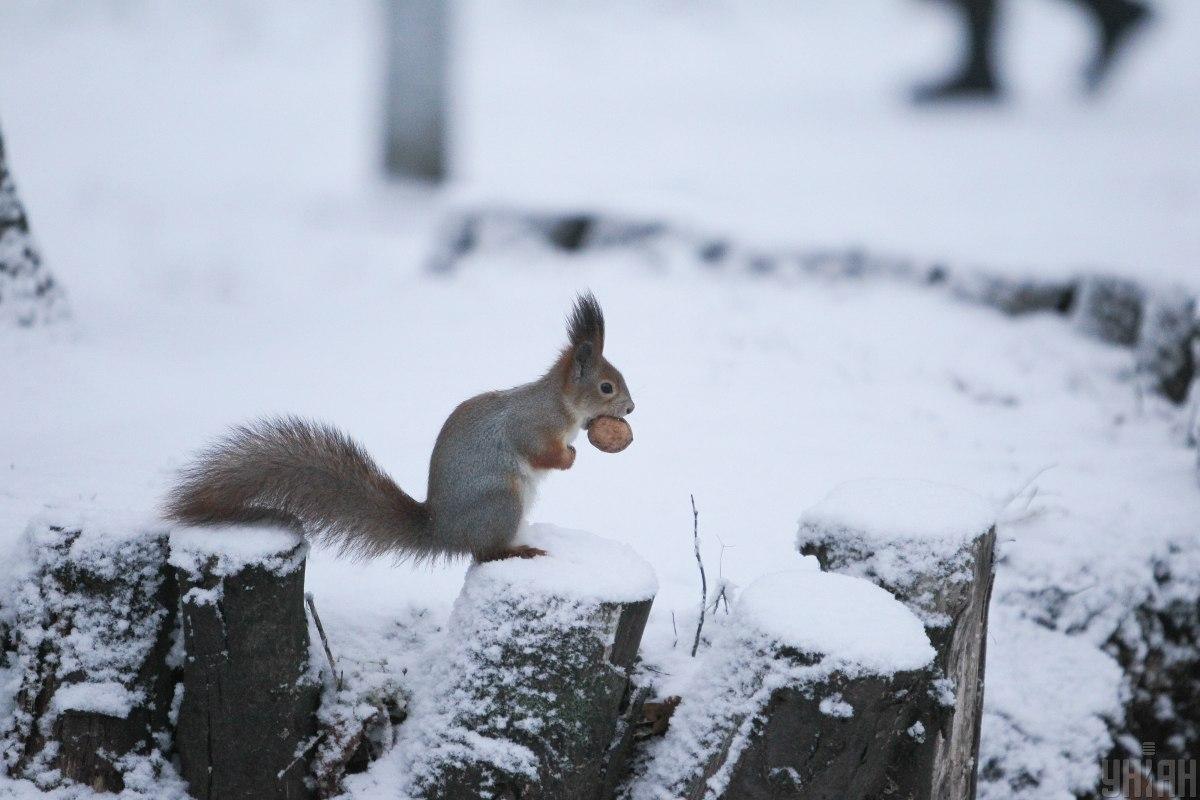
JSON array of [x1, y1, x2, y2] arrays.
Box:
[[913, 0, 1002, 103], [1073, 0, 1152, 91]]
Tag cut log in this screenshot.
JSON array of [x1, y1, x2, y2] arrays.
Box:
[[170, 524, 320, 800], [1134, 288, 1196, 404], [949, 271, 1076, 316], [0, 515, 176, 791], [796, 478, 998, 800], [625, 569, 939, 800], [405, 525, 656, 800], [1072, 274, 1145, 347]]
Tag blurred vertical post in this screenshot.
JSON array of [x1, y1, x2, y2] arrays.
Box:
[[382, 0, 449, 182]]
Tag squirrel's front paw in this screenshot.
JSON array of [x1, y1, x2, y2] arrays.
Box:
[[562, 444, 577, 469]]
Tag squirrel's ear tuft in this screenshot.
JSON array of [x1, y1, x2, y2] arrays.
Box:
[[573, 340, 594, 378], [567, 291, 605, 352]]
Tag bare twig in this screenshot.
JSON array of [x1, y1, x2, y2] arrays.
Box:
[[670, 610, 678, 649], [690, 494, 707, 658], [305, 592, 341, 691], [709, 582, 730, 615]]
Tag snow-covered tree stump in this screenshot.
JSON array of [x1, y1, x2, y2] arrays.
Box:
[[1135, 288, 1196, 404], [796, 479, 997, 800], [0, 515, 176, 791], [404, 525, 656, 800], [0, 122, 66, 326], [627, 569, 937, 800], [1072, 274, 1145, 347], [170, 525, 320, 800]]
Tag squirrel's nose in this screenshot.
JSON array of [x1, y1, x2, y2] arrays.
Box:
[[625, 402, 635, 415]]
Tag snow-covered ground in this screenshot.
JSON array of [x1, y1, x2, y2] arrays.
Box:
[[1, 2, 1198, 798]]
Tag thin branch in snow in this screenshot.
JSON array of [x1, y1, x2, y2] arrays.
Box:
[[690, 494, 707, 658], [996, 463, 1058, 527], [671, 610, 678, 649], [305, 591, 341, 691]]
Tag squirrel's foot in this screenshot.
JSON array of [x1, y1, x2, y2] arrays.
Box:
[[477, 545, 549, 563]]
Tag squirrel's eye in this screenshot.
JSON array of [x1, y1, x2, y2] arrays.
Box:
[[600, 382, 614, 395]]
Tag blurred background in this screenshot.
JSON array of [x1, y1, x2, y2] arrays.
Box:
[[2, 0, 1197, 300], [3, 6, 1200, 796]]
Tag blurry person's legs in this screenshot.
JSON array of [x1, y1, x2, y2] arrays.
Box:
[[913, 0, 1001, 103], [1066, 0, 1151, 91]]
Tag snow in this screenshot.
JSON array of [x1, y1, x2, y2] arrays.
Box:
[[798, 478, 996, 546], [737, 570, 934, 677], [796, 479, 996, 628], [979, 606, 1126, 800], [51, 682, 135, 719], [168, 523, 307, 578], [472, 523, 658, 605], [0, 2, 1198, 798]]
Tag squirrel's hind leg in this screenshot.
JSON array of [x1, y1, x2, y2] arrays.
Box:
[[441, 481, 529, 562]]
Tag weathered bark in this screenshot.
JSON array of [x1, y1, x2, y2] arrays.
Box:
[[408, 549, 654, 800], [172, 529, 319, 800], [0, 122, 66, 325], [1072, 274, 1145, 347], [797, 480, 997, 800], [0, 518, 176, 791], [718, 658, 942, 800]]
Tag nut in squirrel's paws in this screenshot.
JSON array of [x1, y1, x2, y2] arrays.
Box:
[[587, 416, 633, 453]]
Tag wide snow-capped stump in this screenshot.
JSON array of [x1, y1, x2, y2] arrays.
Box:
[[627, 568, 938, 800], [797, 478, 997, 800], [1135, 287, 1196, 404], [1071, 274, 1145, 347], [405, 525, 656, 800], [170, 524, 320, 800], [0, 515, 176, 792]]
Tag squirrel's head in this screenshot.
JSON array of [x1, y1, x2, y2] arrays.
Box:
[[560, 292, 634, 426]]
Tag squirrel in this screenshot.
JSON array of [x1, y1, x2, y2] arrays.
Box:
[[164, 292, 634, 563]]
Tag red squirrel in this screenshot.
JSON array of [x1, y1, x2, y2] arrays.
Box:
[[165, 293, 634, 562]]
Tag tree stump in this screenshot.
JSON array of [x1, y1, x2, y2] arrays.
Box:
[[1072, 274, 1145, 347], [797, 478, 997, 800], [0, 515, 176, 791], [1135, 288, 1196, 404], [170, 524, 320, 800], [0, 122, 67, 326], [404, 525, 656, 800], [626, 569, 938, 800]]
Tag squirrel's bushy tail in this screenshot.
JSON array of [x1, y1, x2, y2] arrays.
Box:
[[165, 417, 435, 561]]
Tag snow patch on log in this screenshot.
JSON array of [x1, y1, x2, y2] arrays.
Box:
[[168, 523, 308, 578], [737, 568, 935, 676]]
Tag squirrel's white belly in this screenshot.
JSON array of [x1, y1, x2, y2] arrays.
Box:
[[515, 461, 543, 515]]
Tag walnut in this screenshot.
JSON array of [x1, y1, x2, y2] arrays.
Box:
[[587, 416, 633, 453]]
